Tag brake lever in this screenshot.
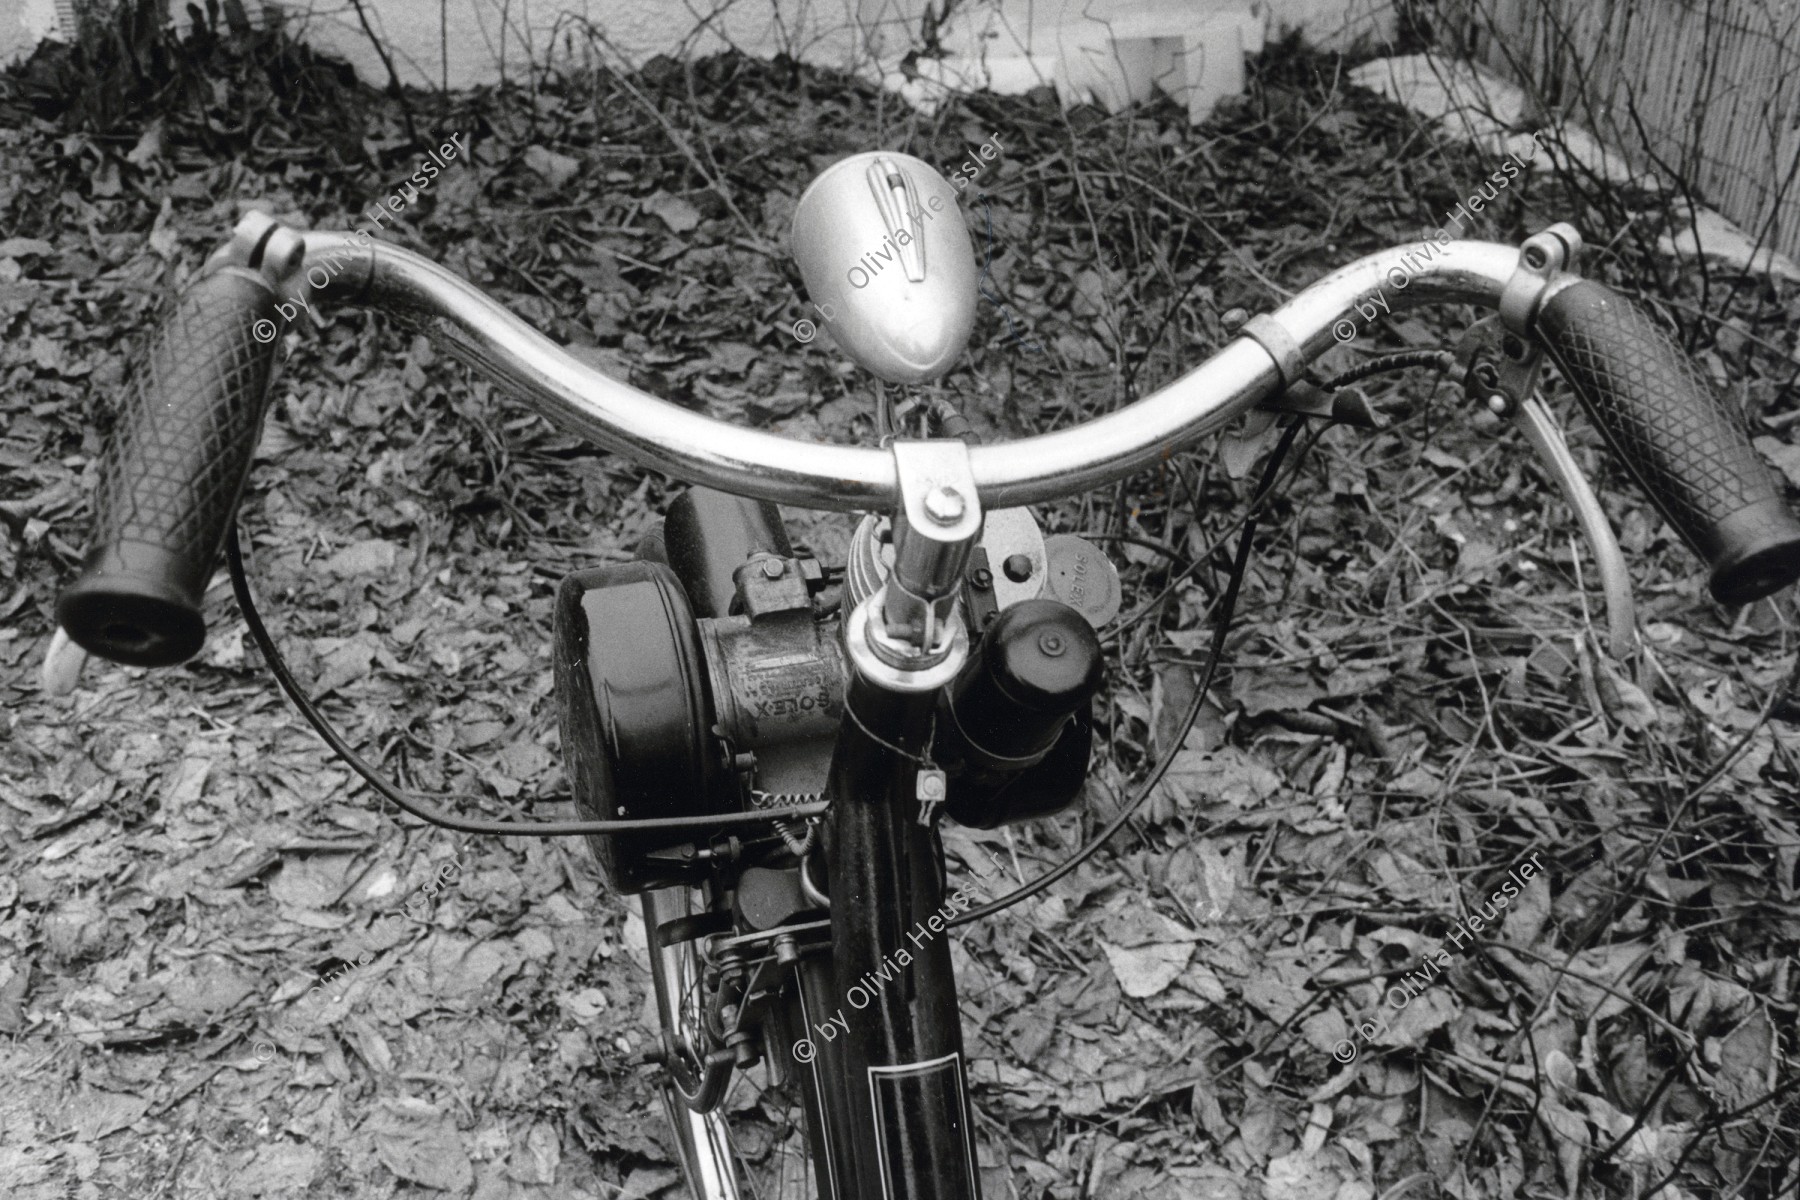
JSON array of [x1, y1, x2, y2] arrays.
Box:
[[1514, 394, 1637, 659], [41, 625, 90, 697], [1457, 299, 1637, 660]]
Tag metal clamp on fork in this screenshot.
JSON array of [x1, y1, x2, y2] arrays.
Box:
[[845, 439, 981, 689], [1458, 225, 1637, 659]]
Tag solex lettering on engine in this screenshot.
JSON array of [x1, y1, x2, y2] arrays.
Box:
[[695, 553, 845, 800]]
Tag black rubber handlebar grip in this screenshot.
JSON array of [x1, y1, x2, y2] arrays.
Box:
[[57, 267, 281, 666], [1534, 280, 1800, 605]]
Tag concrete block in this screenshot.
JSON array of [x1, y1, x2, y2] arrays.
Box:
[[1062, 35, 1160, 112], [1239, 2, 1267, 56], [1100, 3, 1257, 123], [1160, 17, 1248, 124]]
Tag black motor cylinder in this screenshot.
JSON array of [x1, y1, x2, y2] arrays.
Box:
[[939, 598, 1102, 828], [553, 561, 727, 893]]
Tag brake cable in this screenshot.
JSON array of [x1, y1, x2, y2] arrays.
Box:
[[1318, 349, 1456, 390], [224, 525, 827, 836]]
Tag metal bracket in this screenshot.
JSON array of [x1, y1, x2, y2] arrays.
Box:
[[1241, 313, 1306, 387], [1499, 222, 1583, 339], [1471, 222, 1585, 422], [220, 210, 307, 287], [1456, 318, 1540, 422], [734, 553, 812, 617], [962, 547, 1000, 634], [881, 440, 983, 660], [1257, 379, 1386, 429]]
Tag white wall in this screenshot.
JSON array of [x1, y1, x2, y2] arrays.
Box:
[[271, 0, 909, 91], [0, 0, 65, 66], [2, 0, 1396, 88]]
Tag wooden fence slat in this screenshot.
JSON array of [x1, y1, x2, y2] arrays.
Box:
[[1458, 0, 1800, 263]]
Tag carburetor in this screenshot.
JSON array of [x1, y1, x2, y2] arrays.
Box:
[[697, 553, 845, 806]]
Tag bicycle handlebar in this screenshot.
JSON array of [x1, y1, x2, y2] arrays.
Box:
[[56, 226, 1800, 665]]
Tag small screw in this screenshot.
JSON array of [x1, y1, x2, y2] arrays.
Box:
[[1523, 244, 1548, 269], [761, 558, 785, 579], [923, 486, 965, 526], [1221, 307, 1250, 333], [1487, 393, 1510, 415], [970, 567, 993, 590], [1002, 553, 1033, 582], [1038, 631, 1066, 657], [917, 772, 947, 801]]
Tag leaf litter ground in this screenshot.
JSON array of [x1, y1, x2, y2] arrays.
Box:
[[2, 26, 1799, 1200]]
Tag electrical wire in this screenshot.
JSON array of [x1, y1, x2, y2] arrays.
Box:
[[949, 418, 1312, 928], [1100, 425, 1326, 647], [224, 524, 827, 836]]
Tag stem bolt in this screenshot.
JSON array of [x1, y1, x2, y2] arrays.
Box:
[[923, 485, 966, 526]]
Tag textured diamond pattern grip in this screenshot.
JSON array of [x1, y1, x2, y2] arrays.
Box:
[[1536, 280, 1800, 605], [57, 268, 281, 666]]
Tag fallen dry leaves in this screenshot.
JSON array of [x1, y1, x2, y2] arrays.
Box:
[[3, 23, 1800, 1200]]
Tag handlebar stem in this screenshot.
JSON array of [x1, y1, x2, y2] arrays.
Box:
[[882, 440, 982, 661]]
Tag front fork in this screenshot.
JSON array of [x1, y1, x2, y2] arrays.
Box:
[[807, 439, 988, 1200], [808, 674, 981, 1200]]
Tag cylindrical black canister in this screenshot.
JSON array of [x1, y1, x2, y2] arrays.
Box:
[[940, 598, 1102, 827], [947, 599, 1102, 767]]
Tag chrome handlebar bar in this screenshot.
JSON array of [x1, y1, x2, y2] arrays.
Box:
[[296, 226, 1522, 510]]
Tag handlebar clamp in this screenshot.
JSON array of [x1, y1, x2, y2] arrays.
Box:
[[1499, 223, 1583, 337]]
